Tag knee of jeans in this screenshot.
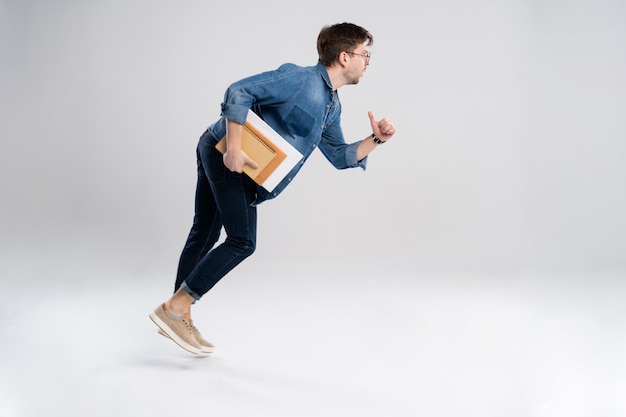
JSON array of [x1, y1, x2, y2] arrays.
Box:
[[229, 236, 256, 257], [243, 239, 256, 257]]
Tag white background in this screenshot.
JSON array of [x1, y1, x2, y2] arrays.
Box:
[[1, 1, 625, 416], [1, 0, 625, 270]]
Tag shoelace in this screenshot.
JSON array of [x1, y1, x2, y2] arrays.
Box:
[[181, 317, 195, 334], [188, 321, 201, 334]]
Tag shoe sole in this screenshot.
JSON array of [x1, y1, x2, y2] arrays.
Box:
[[158, 329, 214, 354], [149, 311, 202, 354]]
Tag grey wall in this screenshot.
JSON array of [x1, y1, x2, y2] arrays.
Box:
[[1, 0, 625, 277]]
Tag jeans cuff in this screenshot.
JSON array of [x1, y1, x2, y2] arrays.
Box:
[[180, 281, 201, 303]]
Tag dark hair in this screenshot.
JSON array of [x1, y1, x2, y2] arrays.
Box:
[[317, 22, 374, 66]]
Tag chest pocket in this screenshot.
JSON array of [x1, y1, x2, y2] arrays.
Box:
[[285, 105, 315, 138]]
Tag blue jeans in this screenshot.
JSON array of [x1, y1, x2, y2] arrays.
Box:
[[174, 130, 257, 300]]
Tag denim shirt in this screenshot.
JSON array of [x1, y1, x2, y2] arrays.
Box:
[[205, 61, 367, 205]]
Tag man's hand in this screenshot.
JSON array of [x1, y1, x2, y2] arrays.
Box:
[[368, 111, 396, 142], [223, 149, 258, 173], [356, 111, 397, 160], [223, 118, 259, 173]]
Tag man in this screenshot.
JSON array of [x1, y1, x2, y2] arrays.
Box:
[[149, 22, 396, 354]]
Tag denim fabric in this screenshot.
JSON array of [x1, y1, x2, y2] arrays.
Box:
[[175, 131, 258, 299], [206, 61, 367, 205]]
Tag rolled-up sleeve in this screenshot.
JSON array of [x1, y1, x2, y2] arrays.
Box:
[[345, 141, 368, 170]]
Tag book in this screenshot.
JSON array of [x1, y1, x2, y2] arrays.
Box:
[[216, 111, 303, 191]]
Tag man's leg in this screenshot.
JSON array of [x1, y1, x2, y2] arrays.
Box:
[[180, 139, 258, 298], [174, 146, 222, 292], [150, 135, 257, 354]]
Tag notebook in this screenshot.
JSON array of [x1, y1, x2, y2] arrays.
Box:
[[216, 111, 303, 191]]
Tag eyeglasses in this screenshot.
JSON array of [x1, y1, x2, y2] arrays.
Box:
[[346, 51, 371, 62]]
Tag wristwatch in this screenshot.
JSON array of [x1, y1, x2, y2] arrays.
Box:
[[372, 133, 385, 144]]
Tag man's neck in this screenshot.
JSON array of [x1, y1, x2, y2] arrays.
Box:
[[325, 65, 346, 91]]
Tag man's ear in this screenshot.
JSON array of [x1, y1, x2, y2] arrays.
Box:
[[339, 51, 349, 67]]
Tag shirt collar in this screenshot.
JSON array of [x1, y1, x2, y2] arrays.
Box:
[[316, 61, 334, 91]]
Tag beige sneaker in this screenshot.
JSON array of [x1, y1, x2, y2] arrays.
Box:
[[149, 303, 202, 354], [158, 322, 214, 354], [189, 320, 215, 354]]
